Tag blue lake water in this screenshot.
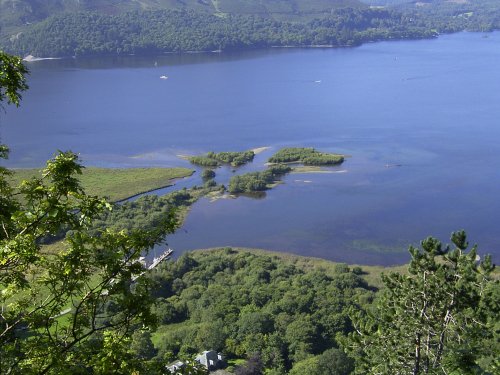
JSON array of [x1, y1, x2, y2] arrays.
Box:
[[2, 32, 500, 265]]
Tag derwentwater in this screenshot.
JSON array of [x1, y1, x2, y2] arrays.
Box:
[[2, 32, 500, 265]]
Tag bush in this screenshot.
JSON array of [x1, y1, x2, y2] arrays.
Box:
[[190, 150, 255, 167], [201, 169, 216, 180], [228, 164, 291, 193], [268, 147, 343, 166]]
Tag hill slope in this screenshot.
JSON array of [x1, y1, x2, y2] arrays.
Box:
[[0, 0, 364, 31]]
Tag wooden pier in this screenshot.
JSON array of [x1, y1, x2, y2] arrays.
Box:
[[148, 248, 174, 270]]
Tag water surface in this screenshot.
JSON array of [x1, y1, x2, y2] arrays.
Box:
[[2, 32, 499, 264]]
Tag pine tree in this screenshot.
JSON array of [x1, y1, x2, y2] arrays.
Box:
[[343, 231, 498, 374]]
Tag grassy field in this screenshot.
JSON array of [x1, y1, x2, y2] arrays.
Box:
[[9, 167, 194, 202]]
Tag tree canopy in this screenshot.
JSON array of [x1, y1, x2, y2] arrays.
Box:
[[342, 231, 499, 374], [0, 52, 28, 108]]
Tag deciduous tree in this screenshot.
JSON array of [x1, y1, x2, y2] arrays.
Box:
[[0, 52, 177, 374], [0, 51, 28, 108]]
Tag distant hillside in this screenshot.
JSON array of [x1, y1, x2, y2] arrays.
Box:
[[4, 8, 438, 57], [2, 0, 499, 57], [0, 0, 364, 32], [213, 0, 364, 15]]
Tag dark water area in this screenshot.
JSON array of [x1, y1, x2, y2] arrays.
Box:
[[2, 32, 500, 265]]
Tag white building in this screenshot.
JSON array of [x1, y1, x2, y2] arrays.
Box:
[[195, 350, 224, 370]]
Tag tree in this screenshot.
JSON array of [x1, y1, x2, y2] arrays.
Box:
[[285, 315, 317, 362], [0, 51, 28, 109], [0, 52, 177, 374], [343, 231, 498, 374], [0, 150, 178, 374], [316, 348, 354, 375], [201, 169, 215, 181], [235, 352, 264, 375], [289, 356, 320, 375], [130, 330, 157, 360]]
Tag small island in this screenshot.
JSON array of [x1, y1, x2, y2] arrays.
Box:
[[188, 150, 255, 167], [228, 147, 345, 194], [228, 164, 291, 193], [268, 147, 344, 166]]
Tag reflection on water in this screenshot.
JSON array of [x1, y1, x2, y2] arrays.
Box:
[[3, 32, 500, 265], [26, 49, 286, 70]]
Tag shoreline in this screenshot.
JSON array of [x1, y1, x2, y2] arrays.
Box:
[[114, 173, 194, 203], [9, 166, 195, 202], [17, 30, 495, 61]]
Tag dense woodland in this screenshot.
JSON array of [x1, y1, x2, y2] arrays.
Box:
[[1, 0, 500, 57], [0, 8, 445, 57], [146, 249, 370, 373]]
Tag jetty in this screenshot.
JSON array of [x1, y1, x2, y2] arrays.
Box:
[[148, 248, 174, 270], [131, 248, 174, 282]]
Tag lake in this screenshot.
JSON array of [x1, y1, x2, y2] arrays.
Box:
[[2, 32, 500, 265]]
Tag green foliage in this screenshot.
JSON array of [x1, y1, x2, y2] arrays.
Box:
[[228, 164, 292, 193], [343, 231, 499, 374], [289, 355, 321, 375], [4, 8, 440, 57], [4, 1, 500, 57], [0, 0, 364, 31], [150, 248, 371, 372], [316, 348, 354, 375], [189, 150, 255, 168], [398, 0, 500, 33], [268, 147, 344, 166], [208, 151, 255, 167], [201, 169, 216, 181], [188, 156, 218, 168], [10, 167, 194, 202], [87, 185, 219, 243], [130, 330, 157, 360], [0, 51, 28, 108], [234, 352, 264, 375], [0, 150, 178, 373], [88, 331, 145, 375], [289, 348, 353, 375]]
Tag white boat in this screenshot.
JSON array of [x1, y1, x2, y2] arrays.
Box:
[[160, 75, 168, 79]]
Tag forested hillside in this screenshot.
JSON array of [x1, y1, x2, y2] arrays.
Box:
[[146, 248, 372, 373], [3, 8, 436, 56], [140, 243, 498, 374], [0, 0, 363, 31], [2, 0, 500, 57]]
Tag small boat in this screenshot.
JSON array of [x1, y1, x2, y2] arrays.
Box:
[[160, 75, 168, 79]]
